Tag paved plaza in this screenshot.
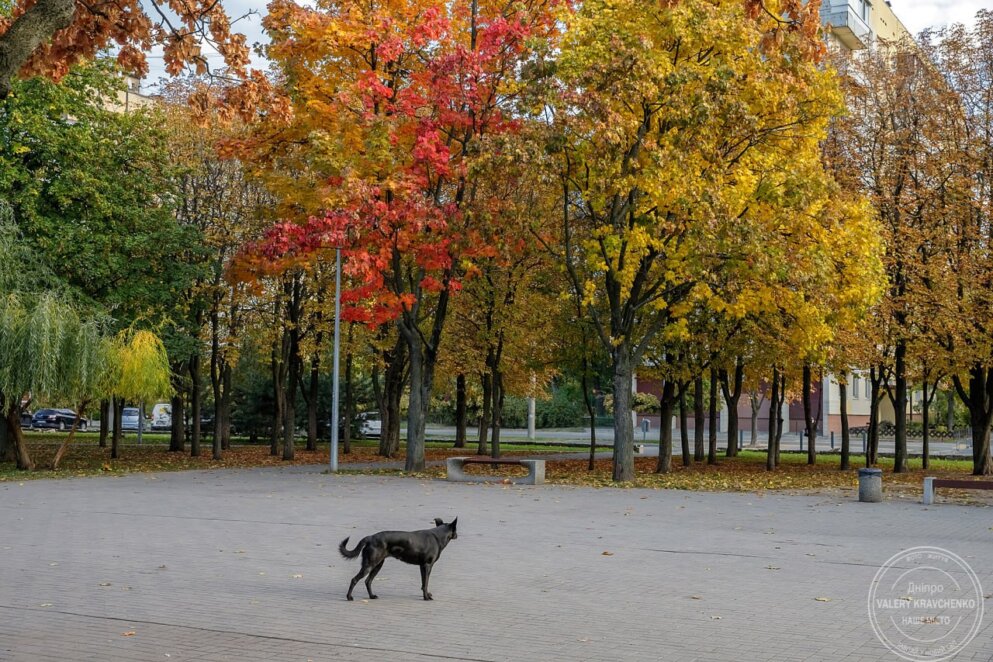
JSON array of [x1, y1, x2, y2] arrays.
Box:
[[1, 467, 991, 661]]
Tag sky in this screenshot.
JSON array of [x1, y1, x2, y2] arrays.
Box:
[[897, 0, 988, 34], [139, 0, 989, 91]]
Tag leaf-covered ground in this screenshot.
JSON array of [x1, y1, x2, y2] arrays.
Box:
[[3, 438, 989, 505], [395, 450, 993, 505], [0, 436, 573, 481]]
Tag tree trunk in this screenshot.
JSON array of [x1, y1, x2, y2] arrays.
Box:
[[111, 397, 123, 460], [0, 0, 77, 100], [210, 293, 224, 461], [953, 367, 993, 476], [707, 366, 718, 465], [720, 358, 744, 458], [946, 389, 955, 432], [51, 405, 86, 470], [693, 376, 705, 462], [98, 399, 110, 449], [4, 404, 33, 470], [212, 386, 223, 460], [611, 343, 635, 482], [405, 336, 428, 472], [283, 346, 299, 462], [306, 356, 319, 452], [454, 373, 467, 449], [0, 396, 10, 463], [375, 334, 405, 458], [490, 367, 504, 459], [767, 367, 780, 471], [171, 393, 186, 454], [868, 366, 882, 466], [803, 363, 817, 465], [892, 340, 908, 473], [922, 379, 929, 471], [656, 379, 676, 473], [775, 373, 785, 465], [269, 343, 282, 457], [189, 354, 202, 458], [581, 366, 597, 471], [343, 349, 353, 455], [477, 371, 491, 456], [749, 392, 762, 450], [840, 377, 850, 470], [679, 381, 690, 467], [221, 362, 232, 451], [398, 275, 447, 473]]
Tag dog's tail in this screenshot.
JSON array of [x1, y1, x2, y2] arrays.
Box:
[[339, 536, 366, 560]]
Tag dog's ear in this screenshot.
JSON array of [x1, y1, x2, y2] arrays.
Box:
[[450, 517, 458, 530], [434, 518, 444, 526]]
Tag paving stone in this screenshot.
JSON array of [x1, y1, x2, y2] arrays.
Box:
[[1, 467, 991, 661]]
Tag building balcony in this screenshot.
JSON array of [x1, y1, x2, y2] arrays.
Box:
[[821, 3, 873, 50]]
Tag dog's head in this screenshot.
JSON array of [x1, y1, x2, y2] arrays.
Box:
[[434, 517, 458, 539]]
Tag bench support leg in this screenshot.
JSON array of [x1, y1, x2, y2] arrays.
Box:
[[922, 477, 935, 505], [446, 458, 546, 485]]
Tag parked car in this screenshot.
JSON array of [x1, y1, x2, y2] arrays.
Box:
[[121, 407, 142, 431], [31, 408, 88, 431], [151, 402, 172, 431], [20, 410, 33, 429], [356, 411, 381, 438]]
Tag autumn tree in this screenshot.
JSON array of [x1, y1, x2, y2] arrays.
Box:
[[919, 12, 993, 475], [242, 0, 565, 472], [443, 130, 563, 458], [0, 0, 254, 102], [107, 330, 173, 460], [164, 83, 274, 459], [546, 0, 876, 481]]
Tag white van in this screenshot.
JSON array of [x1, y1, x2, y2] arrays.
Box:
[[150, 402, 172, 431]]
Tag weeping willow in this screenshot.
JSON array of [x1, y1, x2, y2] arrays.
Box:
[[0, 294, 108, 469], [0, 296, 174, 470], [113, 329, 172, 403]]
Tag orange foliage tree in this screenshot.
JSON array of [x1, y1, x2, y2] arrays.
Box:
[[239, 0, 565, 471]]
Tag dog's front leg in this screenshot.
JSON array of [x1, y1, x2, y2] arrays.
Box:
[[420, 562, 434, 600]]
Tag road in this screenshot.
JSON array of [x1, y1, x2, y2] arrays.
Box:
[[425, 424, 977, 458]]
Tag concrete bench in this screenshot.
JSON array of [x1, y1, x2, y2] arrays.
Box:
[[922, 477, 993, 505], [446, 456, 545, 485]]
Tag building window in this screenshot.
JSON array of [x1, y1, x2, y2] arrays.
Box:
[[852, 377, 860, 399]]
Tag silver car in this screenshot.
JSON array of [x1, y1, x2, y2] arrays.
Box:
[[121, 407, 141, 431], [357, 411, 381, 438]]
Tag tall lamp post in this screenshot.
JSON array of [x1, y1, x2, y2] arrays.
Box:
[[329, 246, 342, 472]]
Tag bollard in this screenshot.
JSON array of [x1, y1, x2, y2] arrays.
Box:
[[831, 431, 835, 450], [858, 468, 882, 503], [862, 431, 867, 456], [799, 430, 804, 452]]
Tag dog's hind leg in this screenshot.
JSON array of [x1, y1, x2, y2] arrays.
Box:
[[364, 560, 385, 599], [419, 562, 434, 601], [347, 564, 369, 601]]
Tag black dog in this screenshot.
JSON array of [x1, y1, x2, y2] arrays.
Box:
[[339, 518, 458, 601]]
